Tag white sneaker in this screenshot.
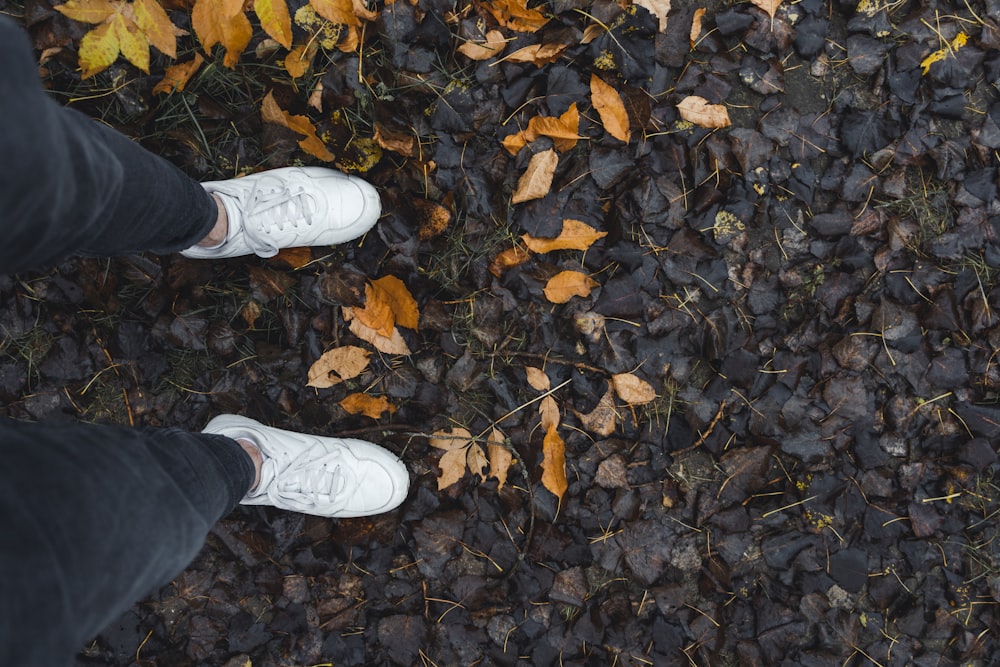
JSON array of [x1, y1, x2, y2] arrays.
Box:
[[182, 167, 381, 259], [202, 415, 408, 518]]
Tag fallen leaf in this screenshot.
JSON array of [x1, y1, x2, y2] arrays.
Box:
[[344, 307, 412, 355], [539, 395, 559, 431], [590, 75, 631, 142], [261, 91, 334, 161], [526, 366, 550, 391], [512, 149, 558, 204], [307, 345, 371, 388], [543, 270, 598, 304], [339, 393, 396, 419], [488, 429, 513, 489], [635, 0, 671, 31], [191, 0, 253, 68], [541, 424, 567, 502], [242, 299, 262, 328], [152, 53, 204, 94], [690, 8, 706, 47], [54, 0, 116, 24], [271, 247, 313, 269], [502, 42, 567, 66], [522, 219, 607, 253], [310, 0, 360, 25], [457, 29, 506, 60], [489, 246, 532, 277], [255, 0, 292, 48], [486, 0, 548, 32], [353, 282, 397, 337], [612, 372, 657, 405], [372, 276, 419, 330], [467, 443, 488, 481], [285, 41, 318, 78], [430, 427, 473, 490], [676, 95, 732, 129], [920, 32, 968, 75], [576, 387, 617, 436], [750, 0, 782, 18], [374, 124, 416, 157]]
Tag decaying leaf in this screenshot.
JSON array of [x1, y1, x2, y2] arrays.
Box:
[[526, 366, 550, 392], [590, 75, 631, 143], [750, 0, 782, 18], [612, 372, 657, 405], [522, 219, 607, 253], [502, 42, 568, 66], [241, 299, 262, 328], [467, 443, 488, 482], [677, 95, 732, 129], [255, 0, 292, 48], [512, 149, 558, 204], [541, 424, 567, 502], [920, 32, 968, 75], [543, 270, 598, 304], [261, 91, 334, 161], [344, 307, 412, 355], [339, 393, 396, 419], [486, 0, 548, 32], [489, 246, 532, 277], [307, 345, 371, 388], [152, 53, 204, 94], [487, 428, 513, 489], [575, 387, 617, 436], [635, 0, 671, 31], [192, 0, 253, 68], [413, 198, 452, 241], [457, 29, 506, 60], [374, 124, 416, 157]]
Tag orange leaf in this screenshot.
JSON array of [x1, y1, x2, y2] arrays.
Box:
[[255, 0, 293, 49], [457, 29, 506, 60], [133, 0, 181, 58], [54, 0, 116, 24], [310, 0, 360, 25], [307, 345, 371, 388], [487, 429, 513, 489], [503, 42, 567, 66], [512, 149, 558, 204], [353, 282, 395, 337], [437, 449, 467, 490], [677, 95, 731, 129], [339, 393, 396, 419], [374, 124, 416, 157], [285, 41, 318, 78], [261, 90, 334, 161], [690, 7, 706, 48], [192, 0, 252, 68], [543, 270, 598, 304], [751, 0, 782, 18], [541, 424, 567, 502], [429, 427, 473, 451], [530, 104, 581, 152], [153, 53, 204, 94], [343, 307, 412, 355], [271, 246, 313, 269], [371, 275, 419, 330], [590, 75, 631, 143], [489, 246, 532, 277], [486, 0, 548, 32], [612, 372, 657, 405], [522, 219, 607, 253], [539, 395, 559, 431]]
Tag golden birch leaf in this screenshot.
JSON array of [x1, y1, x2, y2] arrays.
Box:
[[133, 0, 180, 58], [489, 246, 532, 278], [522, 218, 607, 253], [525, 366, 550, 392], [750, 0, 782, 18], [260, 91, 334, 161], [488, 430, 514, 490], [153, 53, 204, 94], [677, 95, 732, 129], [504, 42, 567, 66], [575, 387, 617, 436], [430, 427, 473, 451], [635, 0, 671, 31], [612, 372, 657, 405], [285, 41, 318, 78], [372, 275, 419, 330], [457, 29, 506, 60], [467, 443, 488, 482], [541, 424, 567, 502], [539, 395, 559, 431], [310, 0, 359, 25], [54, 0, 116, 24], [343, 307, 412, 355], [78, 21, 120, 78], [113, 13, 148, 73], [255, 0, 293, 49], [590, 74, 631, 143], [543, 270, 598, 304], [307, 345, 371, 388], [339, 393, 396, 419], [512, 149, 558, 204]]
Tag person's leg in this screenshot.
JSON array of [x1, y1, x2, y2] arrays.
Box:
[[0, 18, 219, 273]]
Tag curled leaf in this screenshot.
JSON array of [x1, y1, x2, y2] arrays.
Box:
[[612, 372, 657, 405], [677, 95, 732, 129]]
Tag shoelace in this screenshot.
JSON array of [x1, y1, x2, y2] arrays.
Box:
[[266, 451, 351, 512], [239, 175, 317, 256]]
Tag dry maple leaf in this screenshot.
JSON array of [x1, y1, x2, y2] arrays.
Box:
[[612, 372, 657, 405], [55, 0, 183, 77], [339, 393, 396, 419], [512, 149, 558, 204], [261, 90, 334, 161], [543, 270, 598, 304], [307, 345, 371, 388], [191, 0, 252, 68], [522, 219, 607, 253], [152, 53, 203, 94], [429, 427, 473, 490], [591, 75, 631, 143], [467, 443, 489, 482], [541, 424, 567, 502], [677, 95, 731, 129]]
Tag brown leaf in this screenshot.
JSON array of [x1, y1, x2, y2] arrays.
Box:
[[371, 276, 419, 330], [503, 42, 567, 66], [247, 265, 294, 300], [152, 53, 204, 94], [344, 307, 412, 355], [751, 0, 782, 18], [413, 198, 452, 241], [512, 149, 558, 204], [339, 392, 396, 419], [504, 104, 581, 155], [489, 246, 532, 278], [351, 284, 395, 338], [374, 124, 416, 158], [429, 427, 473, 451], [539, 395, 559, 431], [543, 270, 598, 304], [241, 299, 262, 328], [486, 0, 548, 32], [575, 387, 617, 436], [522, 218, 607, 253], [255, 0, 292, 48], [690, 7, 706, 47], [488, 429, 513, 489], [285, 40, 318, 78], [467, 443, 488, 482], [437, 448, 467, 490], [261, 90, 334, 161], [612, 372, 657, 405], [307, 345, 371, 388], [271, 246, 313, 269], [541, 425, 567, 502], [457, 29, 506, 60], [525, 366, 550, 392], [676, 95, 732, 129], [635, 0, 671, 31], [591, 75, 631, 142]]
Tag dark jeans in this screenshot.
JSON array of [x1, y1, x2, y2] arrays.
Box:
[[0, 19, 256, 666]]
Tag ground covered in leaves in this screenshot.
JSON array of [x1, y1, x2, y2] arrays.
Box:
[[5, 0, 1000, 663]]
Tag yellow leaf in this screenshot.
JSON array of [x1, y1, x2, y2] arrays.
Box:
[[750, 0, 782, 18], [260, 91, 334, 161], [255, 0, 293, 49], [285, 41, 318, 78], [522, 219, 607, 253], [541, 425, 567, 502], [307, 345, 371, 388], [467, 443, 488, 482], [612, 372, 657, 405], [635, 0, 671, 31], [113, 13, 148, 73], [372, 275, 420, 330], [339, 393, 396, 419], [676, 95, 732, 129], [343, 307, 412, 355], [591, 75, 631, 143], [525, 366, 550, 392], [310, 0, 360, 25], [133, 0, 180, 58], [543, 270, 598, 304], [54, 0, 116, 24], [575, 387, 617, 436], [192, 0, 252, 68], [503, 42, 567, 66], [512, 149, 558, 204], [78, 21, 120, 78], [153, 53, 204, 94], [539, 395, 559, 431], [458, 29, 506, 60], [488, 429, 513, 490], [486, 0, 548, 32]]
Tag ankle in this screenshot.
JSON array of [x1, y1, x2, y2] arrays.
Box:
[[237, 438, 263, 492], [198, 194, 229, 247]]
